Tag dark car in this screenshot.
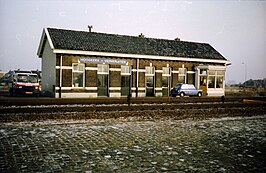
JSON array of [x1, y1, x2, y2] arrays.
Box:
[[171, 84, 203, 97]]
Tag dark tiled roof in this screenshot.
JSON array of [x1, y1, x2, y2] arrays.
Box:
[[47, 28, 227, 60]]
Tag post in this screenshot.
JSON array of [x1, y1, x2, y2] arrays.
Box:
[[221, 95, 225, 104], [127, 94, 131, 106], [242, 62, 247, 87]]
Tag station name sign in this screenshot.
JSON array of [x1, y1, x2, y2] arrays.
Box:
[[79, 57, 128, 65]]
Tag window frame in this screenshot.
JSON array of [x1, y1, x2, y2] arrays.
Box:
[[145, 66, 155, 76], [178, 67, 187, 84], [207, 70, 225, 89], [121, 65, 131, 76], [162, 67, 171, 77], [72, 63, 85, 88], [97, 64, 109, 75]]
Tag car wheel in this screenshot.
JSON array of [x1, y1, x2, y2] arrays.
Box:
[[180, 92, 185, 97], [197, 92, 202, 97]]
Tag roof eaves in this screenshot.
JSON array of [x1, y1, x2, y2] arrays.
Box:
[[37, 29, 46, 58], [37, 28, 55, 58], [45, 28, 55, 50], [53, 49, 230, 65]]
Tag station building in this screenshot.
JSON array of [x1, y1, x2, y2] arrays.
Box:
[[37, 27, 230, 98]]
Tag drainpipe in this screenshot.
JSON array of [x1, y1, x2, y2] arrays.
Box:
[[59, 55, 62, 98], [194, 66, 199, 89], [136, 58, 139, 97]]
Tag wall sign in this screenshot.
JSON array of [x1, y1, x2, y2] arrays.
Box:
[[79, 57, 128, 65]]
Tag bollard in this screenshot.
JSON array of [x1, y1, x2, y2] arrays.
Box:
[[127, 94, 131, 106], [221, 95, 225, 104]]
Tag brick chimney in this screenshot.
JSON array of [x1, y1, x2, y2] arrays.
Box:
[[175, 37, 180, 41], [88, 25, 93, 32], [139, 33, 145, 38]]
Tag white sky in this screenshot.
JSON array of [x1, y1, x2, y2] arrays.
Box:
[[0, 0, 265, 84]]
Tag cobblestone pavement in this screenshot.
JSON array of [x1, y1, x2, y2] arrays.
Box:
[[0, 116, 265, 172]]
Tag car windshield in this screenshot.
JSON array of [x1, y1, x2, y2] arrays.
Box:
[[175, 84, 182, 88], [17, 74, 28, 82], [28, 75, 38, 83], [17, 74, 38, 83]]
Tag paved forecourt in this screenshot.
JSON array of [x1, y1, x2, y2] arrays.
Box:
[[0, 116, 265, 172]]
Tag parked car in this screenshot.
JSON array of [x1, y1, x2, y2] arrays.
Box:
[[4, 70, 40, 96], [171, 84, 203, 97]]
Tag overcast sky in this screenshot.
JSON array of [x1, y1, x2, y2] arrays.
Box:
[[0, 0, 265, 84]]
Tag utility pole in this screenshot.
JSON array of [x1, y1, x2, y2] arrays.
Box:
[[242, 62, 247, 87]]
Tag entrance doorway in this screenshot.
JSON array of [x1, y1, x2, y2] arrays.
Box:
[[162, 67, 171, 97], [121, 75, 131, 96], [97, 64, 109, 97], [97, 75, 109, 96], [146, 76, 155, 96], [145, 66, 155, 97], [162, 76, 171, 96], [199, 76, 207, 95]]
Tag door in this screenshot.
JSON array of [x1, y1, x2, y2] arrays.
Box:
[[162, 76, 170, 97], [97, 75, 109, 96], [146, 76, 154, 97], [121, 75, 131, 96], [199, 76, 207, 95]]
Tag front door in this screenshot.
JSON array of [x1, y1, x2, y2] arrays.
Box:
[[199, 76, 207, 95], [146, 76, 154, 97], [162, 76, 170, 97], [121, 75, 131, 96], [97, 75, 109, 96]]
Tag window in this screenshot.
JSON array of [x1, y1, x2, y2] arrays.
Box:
[[98, 64, 109, 74], [121, 65, 131, 75], [17, 74, 28, 83], [200, 69, 207, 75], [72, 63, 85, 87], [178, 67, 187, 83], [28, 75, 38, 83], [73, 63, 84, 71], [208, 70, 224, 89], [145, 66, 155, 75], [216, 76, 224, 88], [208, 76, 215, 88], [208, 70, 216, 75], [162, 67, 171, 76], [217, 71, 225, 76]]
